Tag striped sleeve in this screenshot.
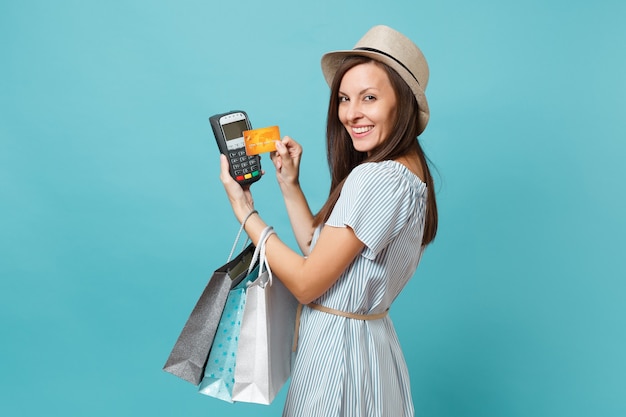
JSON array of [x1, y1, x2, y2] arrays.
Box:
[[326, 163, 410, 260]]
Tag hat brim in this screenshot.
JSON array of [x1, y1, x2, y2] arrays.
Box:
[[321, 50, 429, 135]]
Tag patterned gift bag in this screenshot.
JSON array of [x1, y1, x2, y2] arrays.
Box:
[[197, 264, 259, 402]]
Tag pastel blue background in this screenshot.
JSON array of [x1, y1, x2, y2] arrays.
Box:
[[1, 0, 624, 416]]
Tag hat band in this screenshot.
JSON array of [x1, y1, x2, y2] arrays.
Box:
[[354, 47, 421, 86]]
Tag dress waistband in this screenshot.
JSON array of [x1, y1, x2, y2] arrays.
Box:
[[307, 303, 389, 320], [292, 303, 389, 351]]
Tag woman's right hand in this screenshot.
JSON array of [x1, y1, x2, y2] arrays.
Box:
[[270, 136, 303, 189], [219, 154, 255, 222]]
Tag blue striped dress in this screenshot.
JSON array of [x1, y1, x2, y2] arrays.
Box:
[[283, 160, 427, 417]]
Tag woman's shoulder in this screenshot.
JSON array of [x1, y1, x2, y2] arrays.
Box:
[[349, 160, 397, 179], [347, 160, 425, 188]]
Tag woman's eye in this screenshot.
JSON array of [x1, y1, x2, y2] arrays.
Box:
[[339, 96, 349, 102], [364, 95, 376, 101]]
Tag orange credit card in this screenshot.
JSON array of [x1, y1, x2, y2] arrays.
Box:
[[243, 126, 280, 155]]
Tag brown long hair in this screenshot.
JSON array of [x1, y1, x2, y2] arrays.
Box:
[[313, 56, 438, 246]]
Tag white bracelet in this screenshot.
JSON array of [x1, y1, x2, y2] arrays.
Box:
[[241, 209, 258, 228]]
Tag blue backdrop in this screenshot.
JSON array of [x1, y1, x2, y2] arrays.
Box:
[[1, 1, 625, 416]]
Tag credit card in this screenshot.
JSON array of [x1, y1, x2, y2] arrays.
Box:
[[243, 126, 280, 155]]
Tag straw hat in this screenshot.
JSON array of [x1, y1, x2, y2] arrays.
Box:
[[321, 25, 430, 135]]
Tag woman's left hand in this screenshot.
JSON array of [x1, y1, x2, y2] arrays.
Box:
[[219, 154, 255, 222]]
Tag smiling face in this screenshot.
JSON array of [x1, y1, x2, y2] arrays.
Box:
[[338, 62, 398, 155]]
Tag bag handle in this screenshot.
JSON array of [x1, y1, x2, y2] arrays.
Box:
[[247, 226, 274, 276], [247, 226, 276, 285], [257, 228, 276, 288], [226, 210, 258, 262]]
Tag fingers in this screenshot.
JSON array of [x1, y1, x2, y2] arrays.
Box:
[[275, 140, 287, 156], [281, 135, 300, 150], [280, 136, 302, 159], [220, 154, 246, 189], [219, 154, 231, 182], [270, 150, 282, 170], [275, 142, 292, 173], [268, 136, 302, 179]]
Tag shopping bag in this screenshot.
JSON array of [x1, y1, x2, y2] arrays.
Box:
[[163, 225, 258, 385], [197, 264, 260, 402], [197, 226, 273, 402], [232, 227, 299, 404]]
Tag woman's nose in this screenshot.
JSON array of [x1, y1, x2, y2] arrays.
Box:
[[345, 102, 363, 122]]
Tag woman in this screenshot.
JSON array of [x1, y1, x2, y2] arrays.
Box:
[[219, 25, 437, 417]]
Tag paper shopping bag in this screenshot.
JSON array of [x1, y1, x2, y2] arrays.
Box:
[[232, 233, 299, 404], [197, 264, 259, 402], [163, 243, 258, 385]]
